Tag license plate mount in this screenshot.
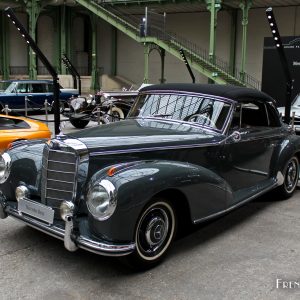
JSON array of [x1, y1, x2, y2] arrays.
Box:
[[18, 198, 55, 224]]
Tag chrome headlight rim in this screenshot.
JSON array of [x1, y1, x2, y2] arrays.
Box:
[[87, 179, 117, 221], [0, 153, 11, 184]]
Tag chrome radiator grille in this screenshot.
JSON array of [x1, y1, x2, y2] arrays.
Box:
[[41, 146, 77, 211]]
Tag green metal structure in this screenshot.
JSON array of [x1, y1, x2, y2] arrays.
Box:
[[0, 0, 266, 89], [75, 0, 258, 87], [25, 0, 41, 80]]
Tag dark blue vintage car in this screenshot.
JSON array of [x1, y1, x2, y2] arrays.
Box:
[[0, 80, 78, 112], [0, 84, 299, 269]]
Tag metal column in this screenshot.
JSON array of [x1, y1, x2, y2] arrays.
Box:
[[239, 0, 252, 83], [60, 5, 67, 74], [229, 9, 238, 77], [90, 14, 99, 92], [206, 0, 221, 83], [160, 48, 166, 84], [111, 27, 117, 76], [143, 43, 150, 84], [25, 0, 41, 79], [206, 0, 221, 64], [0, 11, 10, 79]]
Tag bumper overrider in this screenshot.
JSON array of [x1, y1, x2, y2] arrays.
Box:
[[0, 195, 135, 257]]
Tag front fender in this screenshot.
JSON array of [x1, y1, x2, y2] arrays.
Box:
[[0, 141, 45, 200], [87, 160, 228, 242]]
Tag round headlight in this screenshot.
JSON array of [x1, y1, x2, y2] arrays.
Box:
[[15, 185, 29, 202], [0, 153, 11, 184], [87, 180, 116, 221]]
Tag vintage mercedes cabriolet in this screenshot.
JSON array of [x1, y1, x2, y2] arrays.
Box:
[[0, 84, 300, 269]]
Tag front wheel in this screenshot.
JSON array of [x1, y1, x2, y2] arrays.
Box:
[[277, 156, 299, 199], [124, 198, 177, 270]]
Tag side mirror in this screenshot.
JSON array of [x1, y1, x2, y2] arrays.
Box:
[[231, 131, 241, 142], [221, 130, 241, 144]]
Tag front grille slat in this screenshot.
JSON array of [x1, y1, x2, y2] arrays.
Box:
[[41, 145, 78, 217]]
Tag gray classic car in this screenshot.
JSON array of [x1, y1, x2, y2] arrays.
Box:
[[0, 84, 299, 269]]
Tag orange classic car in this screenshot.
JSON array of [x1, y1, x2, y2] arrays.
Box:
[[0, 114, 51, 152]]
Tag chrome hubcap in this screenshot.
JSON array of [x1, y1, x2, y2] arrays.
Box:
[[285, 159, 298, 192], [136, 204, 174, 260], [145, 215, 168, 248]]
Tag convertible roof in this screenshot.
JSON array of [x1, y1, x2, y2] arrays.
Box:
[[140, 83, 275, 103]]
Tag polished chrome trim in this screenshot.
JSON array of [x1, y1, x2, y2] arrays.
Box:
[[276, 171, 284, 186], [47, 178, 74, 184], [0, 152, 11, 184], [193, 180, 277, 224], [64, 216, 78, 251], [89, 141, 221, 156], [48, 159, 76, 165], [87, 180, 117, 221], [136, 91, 234, 135], [47, 169, 75, 174], [5, 206, 135, 256], [233, 166, 268, 176], [89, 130, 286, 157]]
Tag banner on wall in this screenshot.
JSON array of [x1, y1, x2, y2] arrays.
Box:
[[261, 36, 300, 106]]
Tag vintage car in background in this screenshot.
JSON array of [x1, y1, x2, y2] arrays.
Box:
[[65, 84, 151, 128], [1, 84, 300, 269], [0, 80, 78, 112], [0, 114, 51, 152], [277, 93, 300, 133]]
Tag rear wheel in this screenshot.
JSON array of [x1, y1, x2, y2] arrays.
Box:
[[124, 198, 177, 270], [277, 156, 299, 199], [107, 107, 124, 122], [69, 117, 90, 129]]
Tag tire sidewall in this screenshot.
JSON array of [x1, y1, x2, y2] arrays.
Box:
[[282, 156, 299, 197], [128, 198, 177, 269]]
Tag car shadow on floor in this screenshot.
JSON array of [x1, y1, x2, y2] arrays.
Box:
[[13, 187, 299, 275]]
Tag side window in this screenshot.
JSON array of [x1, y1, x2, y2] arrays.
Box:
[[230, 104, 242, 130], [16, 83, 28, 93], [47, 84, 53, 92], [266, 103, 281, 127], [32, 83, 46, 93], [240, 101, 268, 127]]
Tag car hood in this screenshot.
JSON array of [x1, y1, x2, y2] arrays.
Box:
[[67, 118, 223, 153]]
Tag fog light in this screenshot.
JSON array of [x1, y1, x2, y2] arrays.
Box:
[[15, 185, 29, 202], [60, 201, 75, 221]]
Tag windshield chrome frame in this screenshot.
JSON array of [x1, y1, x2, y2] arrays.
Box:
[[128, 90, 235, 135]]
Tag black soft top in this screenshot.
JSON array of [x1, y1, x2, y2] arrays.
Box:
[[140, 83, 275, 103]]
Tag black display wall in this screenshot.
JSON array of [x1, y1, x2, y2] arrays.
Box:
[[261, 36, 300, 106]]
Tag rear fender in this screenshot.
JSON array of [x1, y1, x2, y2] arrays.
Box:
[[270, 134, 300, 181]]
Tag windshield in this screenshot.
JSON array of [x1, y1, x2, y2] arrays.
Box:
[[129, 93, 231, 131], [0, 81, 13, 93], [4, 82, 17, 94]]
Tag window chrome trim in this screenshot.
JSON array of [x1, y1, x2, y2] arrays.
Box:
[[132, 91, 235, 135]]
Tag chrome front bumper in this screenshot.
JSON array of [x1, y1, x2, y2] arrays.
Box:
[[0, 200, 135, 257]]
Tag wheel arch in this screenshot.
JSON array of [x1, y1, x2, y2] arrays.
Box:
[[153, 188, 193, 228]]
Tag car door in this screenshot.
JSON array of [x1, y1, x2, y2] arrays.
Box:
[[29, 83, 50, 108], [10, 82, 29, 110], [220, 100, 281, 205]]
